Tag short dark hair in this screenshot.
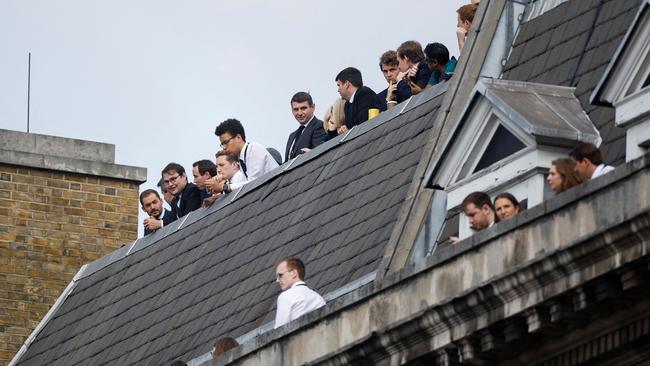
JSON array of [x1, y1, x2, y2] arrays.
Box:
[[569, 143, 604, 165], [494, 192, 520, 210], [335, 67, 363, 88], [212, 337, 239, 358], [215, 150, 239, 164], [139, 189, 161, 206], [280, 256, 306, 280], [215, 118, 246, 142], [291, 91, 313, 106], [162, 162, 185, 177], [397, 40, 425, 63], [379, 50, 398, 68], [193, 159, 217, 177], [169, 361, 187, 366], [462, 191, 495, 213], [424, 43, 450, 65]]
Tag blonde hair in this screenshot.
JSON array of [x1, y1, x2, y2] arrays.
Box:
[[323, 98, 346, 131]]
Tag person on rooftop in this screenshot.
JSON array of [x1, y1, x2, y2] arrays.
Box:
[[376, 50, 412, 111], [333, 67, 380, 138], [162, 162, 202, 222], [462, 191, 496, 232], [396, 40, 432, 95], [456, 4, 478, 53], [424, 42, 457, 86], [493, 192, 521, 221], [139, 189, 174, 236], [569, 143, 615, 181], [285, 91, 327, 162], [212, 118, 279, 194], [274, 257, 325, 328], [192, 159, 217, 203], [323, 98, 346, 138], [547, 158, 584, 194], [211, 337, 239, 358]]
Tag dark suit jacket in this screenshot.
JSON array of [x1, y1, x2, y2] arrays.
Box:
[[144, 209, 175, 236], [344, 86, 379, 129], [284, 117, 328, 162], [170, 182, 202, 220]]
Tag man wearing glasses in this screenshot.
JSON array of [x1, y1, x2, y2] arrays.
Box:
[[212, 118, 279, 194], [274, 257, 325, 328], [161, 162, 202, 222]]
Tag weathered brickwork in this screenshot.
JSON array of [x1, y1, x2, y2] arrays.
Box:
[[0, 163, 139, 365]]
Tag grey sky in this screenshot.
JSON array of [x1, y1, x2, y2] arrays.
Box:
[[1, 0, 469, 235]]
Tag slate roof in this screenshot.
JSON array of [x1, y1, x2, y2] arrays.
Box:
[[13, 87, 446, 366], [502, 0, 641, 166]]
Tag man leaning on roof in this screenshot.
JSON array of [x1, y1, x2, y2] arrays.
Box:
[[274, 257, 325, 328]]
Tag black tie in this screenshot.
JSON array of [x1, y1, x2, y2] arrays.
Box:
[[290, 125, 305, 159], [239, 159, 248, 178]]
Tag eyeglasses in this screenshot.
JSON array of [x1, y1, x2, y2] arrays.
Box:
[[220, 136, 235, 148], [276, 269, 294, 279], [163, 175, 181, 185]]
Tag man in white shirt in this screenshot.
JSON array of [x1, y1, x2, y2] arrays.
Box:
[[569, 143, 615, 180], [274, 257, 325, 328], [213, 118, 279, 193]]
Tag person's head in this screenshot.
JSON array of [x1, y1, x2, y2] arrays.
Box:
[[192, 159, 217, 190], [424, 43, 450, 73], [157, 177, 174, 205], [215, 118, 247, 156], [323, 98, 346, 131], [494, 192, 520, 221], [161, 163, 188, 196], [275, 256, 305, 291], [396, 41, 425, 72], [215, 150, 240, 181], [169, 361, 187, 366], [335, 67, 363, 101], [569, 143, 604, 180], [139, 189, 163, 218], [379, 50, 400, 83], [457, 4, 477, 30], [471, 0, 480, 4], [290, 92, 316, 125], [462, 191, 496, 231], [548, 158, 584, 193], [211, 337, 239, 358]]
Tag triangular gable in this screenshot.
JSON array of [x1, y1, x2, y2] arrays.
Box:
[[592, 0, 650, 108]]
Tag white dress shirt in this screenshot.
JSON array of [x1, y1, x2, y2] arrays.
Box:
[[591, 163, 615, 179], [230, 170, 247, 186], [231, 142, 279, 190], [274, 281, 326, 328]]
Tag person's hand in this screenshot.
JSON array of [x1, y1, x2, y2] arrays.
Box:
[[327, 118, 337, 132], [386, 80, 397, 101], [409, 82, 423, 95], [205, 175, 226, 194], [202, 194, 219, 208], [299, 148, 311, 154], [406, 64, 418, 80], [457, 27, 467, 51], [337, 125, 349, 135], [449, 236, 460, 244], [144, 217, 162, 231]]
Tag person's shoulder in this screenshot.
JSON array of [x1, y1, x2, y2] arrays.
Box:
[[358, 86, 377, 98], [185, 182, 201, 194]]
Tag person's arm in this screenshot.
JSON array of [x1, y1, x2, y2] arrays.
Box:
[[274, 293, 292, 328], [185, 184, 203, 213], [352, 89, 378, 126], [311, 122, 328, 147]]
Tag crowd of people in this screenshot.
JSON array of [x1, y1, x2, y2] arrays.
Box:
[[456, 143, 615, 240]]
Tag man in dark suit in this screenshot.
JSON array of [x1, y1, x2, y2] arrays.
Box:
[[333, 67, 379, 138], [161, 162, 202, 221], [139, 189, 175, 236], [376, 50, 412, 111], [284, 91, 327, 162]]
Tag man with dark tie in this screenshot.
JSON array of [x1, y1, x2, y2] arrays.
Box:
[[332, 67, 380, 138], [161, 162, 202, 222], [284, 92, 327, 162], [212, 118, 279, 193]]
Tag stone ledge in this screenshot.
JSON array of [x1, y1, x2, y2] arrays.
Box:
[[0, 149, 147, 183], [0, 129, 115, 163]]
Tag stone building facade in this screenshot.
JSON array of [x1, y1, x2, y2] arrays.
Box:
[[0, 129, 145, 365]]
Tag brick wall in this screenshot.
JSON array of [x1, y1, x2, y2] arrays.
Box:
[[0, 163, 140, 365]]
